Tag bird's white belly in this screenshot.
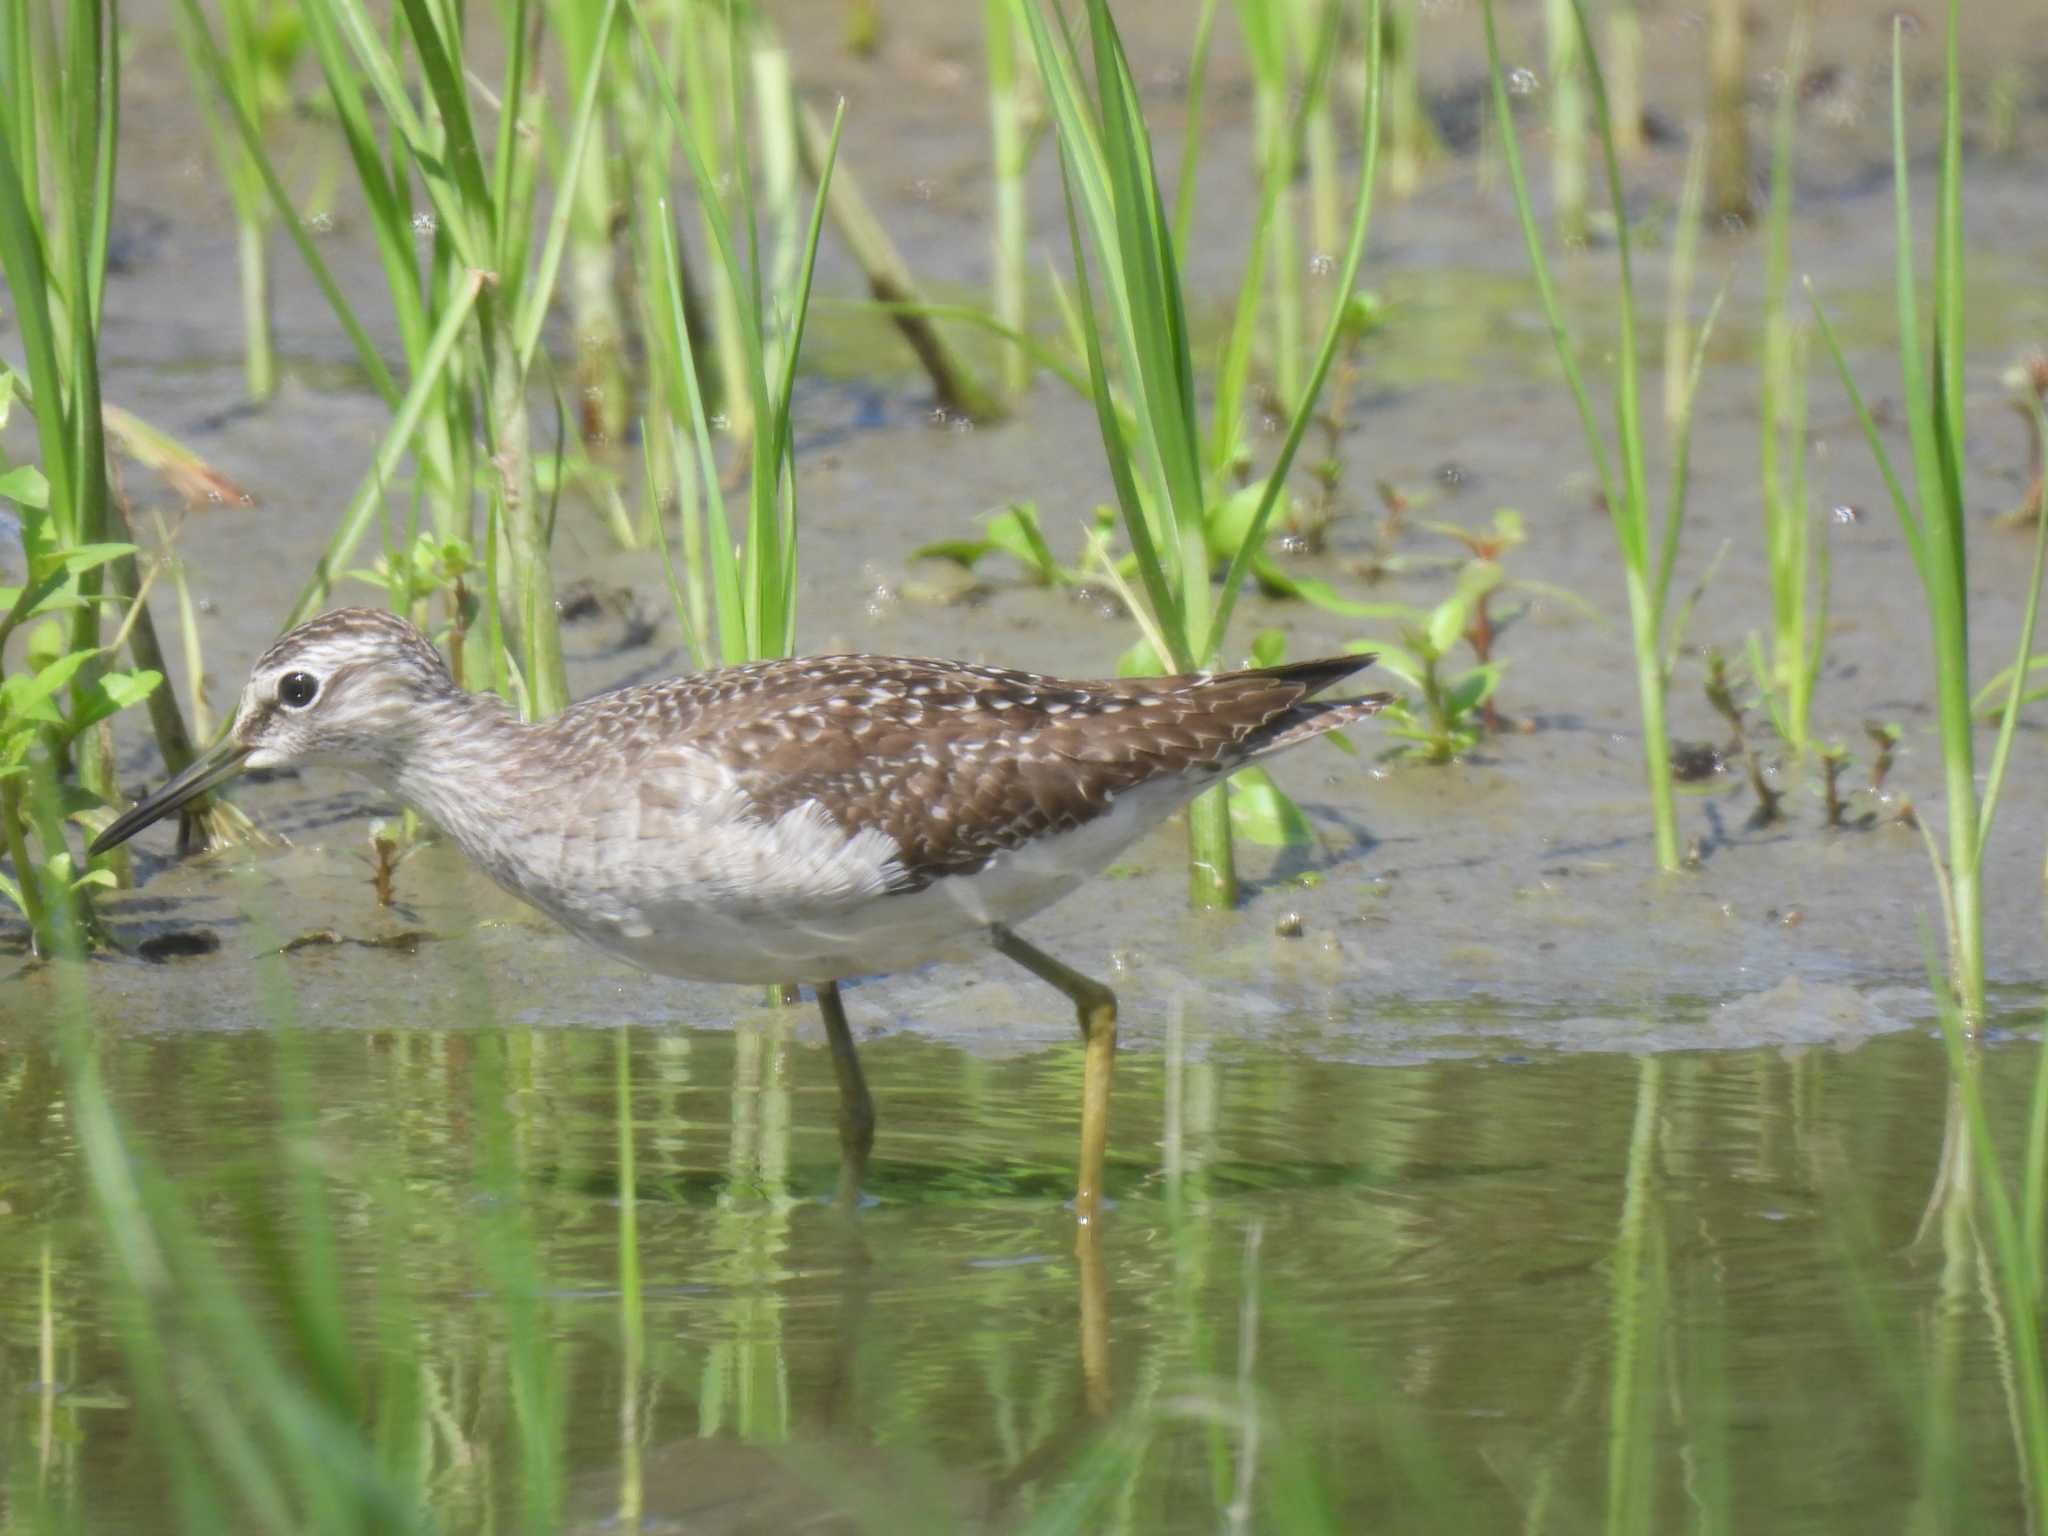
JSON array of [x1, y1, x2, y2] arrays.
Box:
[[521, 777, 1191, 985]]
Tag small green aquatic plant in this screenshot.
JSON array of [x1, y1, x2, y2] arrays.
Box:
[[1702, 648, 1785, 827], [1350, 561, 1502, 764], [913, 502, 1091, 589], [1021, 0, 1382, 908], [1482, 0, 1717, 873], [1809, 0, 2048, 1027]]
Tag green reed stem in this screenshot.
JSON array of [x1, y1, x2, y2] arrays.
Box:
[[986, 0, 1032, 397], [1483, 0, 1682, 871], [1544, 0, 1587, 243]]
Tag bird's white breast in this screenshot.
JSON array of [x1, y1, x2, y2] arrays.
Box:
[[436, 753, 1195, 985]]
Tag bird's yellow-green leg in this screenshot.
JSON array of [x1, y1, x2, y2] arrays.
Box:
[[991, 925, 1118, 1227], [816, 981, 875, 1207]]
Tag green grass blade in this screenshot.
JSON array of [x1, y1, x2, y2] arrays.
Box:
[[1200, 0, 1381, 662], [391, 0, 496, 254], [1889, 22, 1941, 560], [762, 101, 843, 655], [286, 270, 487, 624], [1569, 0, 1648, 572], [1479, 0, 1617, 519], [513, 0, 620, 374], [1805, 280, 1926, 580], [1055, 142, 1183, 659], [174, 0, 401, 407], [1974, 406, 2048, 859], [653, 189, 744, 664], [1169, 0, 1222, 256], [309, 0, 484, 268], [0, 113, 71, 524], [1657, 287, 1725, 620]]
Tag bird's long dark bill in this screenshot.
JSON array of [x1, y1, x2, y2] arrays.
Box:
[[89, 739, 250, 856]]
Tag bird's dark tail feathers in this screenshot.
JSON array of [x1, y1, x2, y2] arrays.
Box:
[[1235, 652, 1391, 758]]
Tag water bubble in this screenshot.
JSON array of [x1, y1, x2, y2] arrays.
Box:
[[1507, 67, 1540, 96], [306, 209, 334, 234], [1308, 252, 1335, 277], [412, 211, 436, 238]]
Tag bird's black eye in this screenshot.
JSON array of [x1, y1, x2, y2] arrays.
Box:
[[278, 671, 319, 709]]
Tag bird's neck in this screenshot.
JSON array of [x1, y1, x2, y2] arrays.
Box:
[[379, 687, 537, 850]]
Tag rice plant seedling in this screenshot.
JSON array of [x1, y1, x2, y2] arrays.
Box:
[[1021, 0, 1382, 908], [180, 0, 623, 717], [1808, 0, 2048, 1026], [169, 0, 304, 403], [1753, 14, 1827, 757], [1231, 0, 1368, 432], [629, 0, 843, 672], [1235, 0, 1308, 417], [548, 0, 634, 450], [0, 0, 178, 949], [1482, 0, 1719, 874], [622, 2, 990, 564]]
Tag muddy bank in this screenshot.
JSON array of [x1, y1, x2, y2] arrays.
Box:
[[10, 0, 2048, 1054]]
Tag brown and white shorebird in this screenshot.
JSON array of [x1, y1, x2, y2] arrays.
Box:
[[92, 609, 1387, 1217]]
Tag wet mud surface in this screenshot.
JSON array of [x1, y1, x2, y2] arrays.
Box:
[[13, 1, 2048, 1057]]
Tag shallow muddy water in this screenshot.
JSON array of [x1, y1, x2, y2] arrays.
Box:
[[5, 977, 2046, 1532], [8, 0, 2048, 1528]]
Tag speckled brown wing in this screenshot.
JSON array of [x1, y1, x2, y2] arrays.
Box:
[[593, 653, 1385, 890]]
